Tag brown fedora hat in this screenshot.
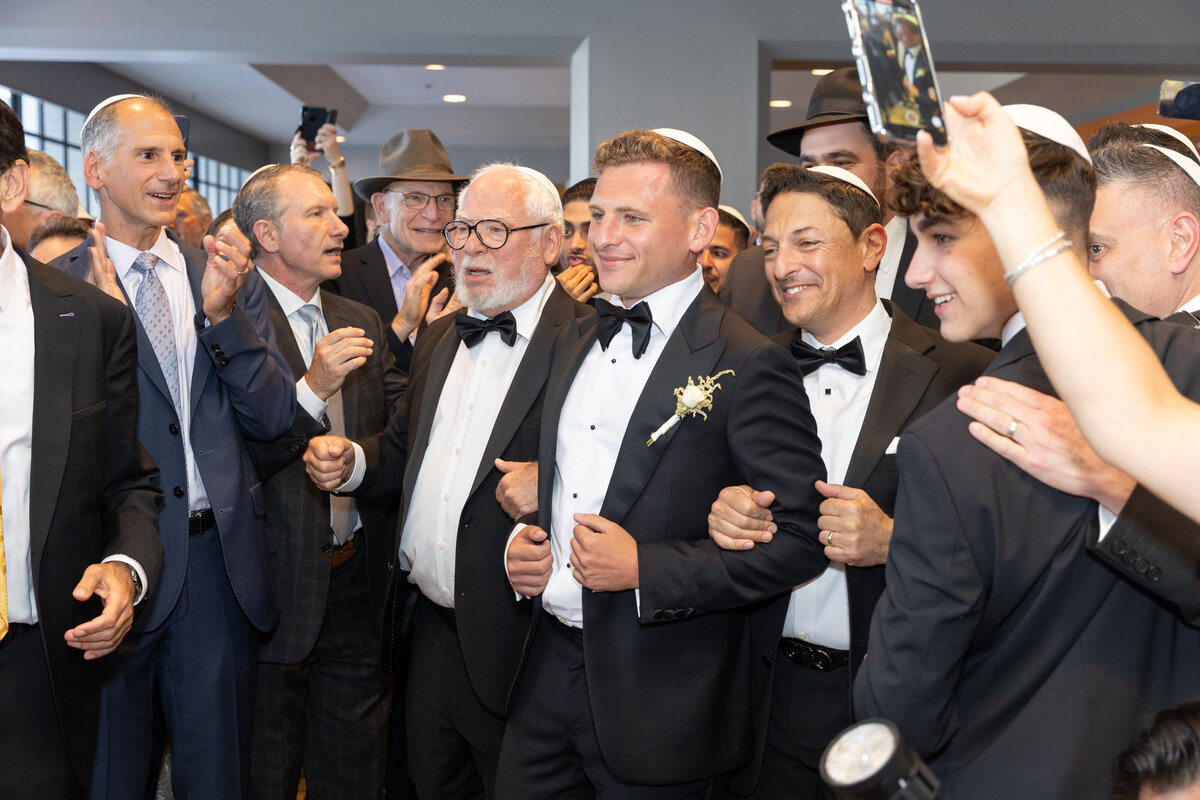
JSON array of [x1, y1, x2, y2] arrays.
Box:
[[766, 68, 869, 157], [353, 128, 470, 200]]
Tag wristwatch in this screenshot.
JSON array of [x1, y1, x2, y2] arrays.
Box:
[[123, 563, 144, 602]]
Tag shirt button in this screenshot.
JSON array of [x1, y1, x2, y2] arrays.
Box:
[[798, 633, 808, 641], [443, 493, 451, 502], [590, 424, 596, 430], [455, 447, 462, 456], [468, 402, 475, 411], [437, 541, 446, 551], [481, 358, 488, 366], [572, 492, 578, 499], [611, 358, 617, 364]]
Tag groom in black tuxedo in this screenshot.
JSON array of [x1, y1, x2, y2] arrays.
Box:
[[496, 129, 830, 798], [705, 165, 993, 799]]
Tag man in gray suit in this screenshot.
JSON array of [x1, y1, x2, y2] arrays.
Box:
[[233, 163, 406, 799]]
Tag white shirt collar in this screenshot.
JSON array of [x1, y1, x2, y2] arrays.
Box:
[[802, 297, 890, 370], [0, 226, 25, 313], [258, 267, 324, 319], [467, 272, 556, 343], [611, 267, 705, 341], [1178, 292, 1200, 315], [107, 227, 185, 278], [376, 234, 411, 279]]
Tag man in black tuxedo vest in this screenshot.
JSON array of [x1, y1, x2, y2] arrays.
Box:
[[496, 129, 829, 798], [306, 163, 591, 799], [707, 165, 992, 799], [853, 106, 1200, 798]]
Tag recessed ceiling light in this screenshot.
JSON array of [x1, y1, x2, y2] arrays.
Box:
[[425, 64, 446, 71], [443, 94, 466, 103], [769, 100, 793, 108], [811, 68, 834, 76]]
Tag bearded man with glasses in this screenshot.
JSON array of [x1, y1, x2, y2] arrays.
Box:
[[327, 128, 467, 372]]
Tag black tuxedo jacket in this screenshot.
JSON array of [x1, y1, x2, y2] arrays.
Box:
[[855, 301, 1200, 799], [357, 282, 591, 715], [720, 232, 937, 336], [247, 289, 407, 664], [733, 302, 992, 794], [324, 238, 453, 373], [527, 286, 829, 785], [22, 257, 162, 784]]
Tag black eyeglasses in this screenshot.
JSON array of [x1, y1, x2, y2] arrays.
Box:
[[23, 199, 54, 212], [386, 190, 457, 213], [443, 219, 550, 250]]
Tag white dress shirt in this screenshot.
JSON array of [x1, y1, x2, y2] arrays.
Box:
[[108, 228, 209, 512], [0, 228, 145, 621], [257, 269, 360, 544], [377, 235, 413, 318], [541, 269, 705, 628], [397, 274, 556, 608], [783, 300, 890, 648], [874, 216, 910, 303], [1177, 292, 1200, 316]]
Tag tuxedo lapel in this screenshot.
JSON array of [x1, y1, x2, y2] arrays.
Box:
[[361, 241, 399, 321], [599, 291, 727, 525], [466, 284, 575, 498], [844, 308, 938, 488], [27, 264, 81, 569], [401, 319, 461, 510]]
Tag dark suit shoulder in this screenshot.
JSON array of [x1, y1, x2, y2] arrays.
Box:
[[884, 301, 994, 379]]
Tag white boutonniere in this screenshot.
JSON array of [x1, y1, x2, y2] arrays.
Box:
[[647, 369, 735, 446]]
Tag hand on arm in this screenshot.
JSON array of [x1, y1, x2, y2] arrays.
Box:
[[507, 525, 553, 597], [64, 563, 136, 659], [956, 377, 1135, 513], [495, 459, 538, 520], [304, 327, 373, 400], [816, 480, 892, 567], [304, 435, 356, 491], [570, 514, 639, 592], [708, 485, 776, 550]]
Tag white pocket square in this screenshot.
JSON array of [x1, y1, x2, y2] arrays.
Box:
[[885, 436, 900, 455]]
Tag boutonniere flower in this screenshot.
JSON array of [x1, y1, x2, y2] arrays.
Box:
[[647, 370, 735, 446]]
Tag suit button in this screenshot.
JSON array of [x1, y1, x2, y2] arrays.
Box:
[[219, 357, 230, 368], [173, 486, 185, 498], [662, 609, 675, 620], [290, 440, 304, 453], [685, 607, 695, 616], [1111, 540, 1128, 556], [321, 543, 334, 553], [652, 610, 664, 620], [168, 423, 179, 435], [1147, 566, 1163, 582], [1134, 558, 1149, 574]]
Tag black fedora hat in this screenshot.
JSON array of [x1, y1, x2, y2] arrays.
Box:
[[353, 128, 470, 201], [766, 68, 869, 157]]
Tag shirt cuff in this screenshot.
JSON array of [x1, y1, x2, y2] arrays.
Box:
[[506, 523, 527, 601], [296, 377, 328, 421], [1097, 505, 1119, 543], [334, 441, 367, 493], [101, 555, 148, 604]]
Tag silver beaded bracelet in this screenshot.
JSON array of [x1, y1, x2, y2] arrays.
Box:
[[1005, 230, 1071, 287]]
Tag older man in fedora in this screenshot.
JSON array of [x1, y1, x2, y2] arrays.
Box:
[[327, 128, 468, 372], [722, 68, 937, 333]]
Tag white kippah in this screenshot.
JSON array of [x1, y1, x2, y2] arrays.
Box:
[[242, 163, 277, 188], [651, 128, 723, 183], [1135, 123, 1200, 162], [807, 165, 880, 206], [718, 204, 750, 229], [1002, 104, 1092, 165], [82, 94, 148, 133], [1142, 144, 1200, 191]]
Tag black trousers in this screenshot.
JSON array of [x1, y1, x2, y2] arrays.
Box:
[[495, 615, 730, 800], [405, 595, 507, 800], [0, 622, 85, 799]]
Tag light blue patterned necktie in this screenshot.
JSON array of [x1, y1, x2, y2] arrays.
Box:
[[131, 252, 183, 417]]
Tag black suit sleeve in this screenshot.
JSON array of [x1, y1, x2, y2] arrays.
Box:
[[100, 300, 164, 594], [853, 431, 985, 756], [637, 342, 828, 618], [1091, 484, 1200, 623]]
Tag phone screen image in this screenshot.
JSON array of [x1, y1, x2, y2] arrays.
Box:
[[844, 0, 947, 145]]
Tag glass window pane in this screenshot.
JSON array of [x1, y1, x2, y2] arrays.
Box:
[[42, 102, 64, 143], [21, 95, 40, 134], [67, 110, 84, 146], [67, 148, 85, 211], [0, 86, 12, 106], [42, 140, 65, 165], [25, 133, 40, 152]]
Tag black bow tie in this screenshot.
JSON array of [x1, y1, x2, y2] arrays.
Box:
[[455, 311, 518, 347], [790, 336, 867, 376], [595, 299, 654, 359]]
